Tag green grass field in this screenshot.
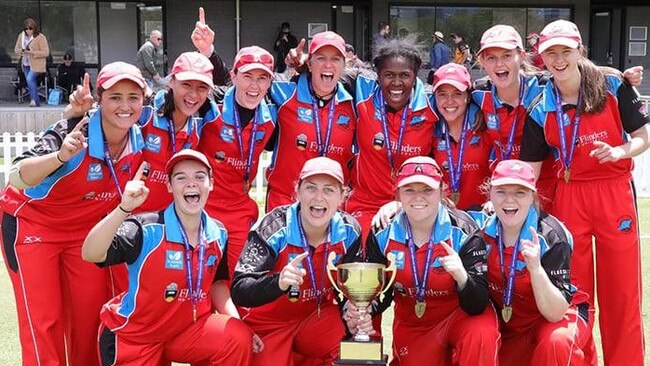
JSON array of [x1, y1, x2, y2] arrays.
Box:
[[1, 200, 649, 365]]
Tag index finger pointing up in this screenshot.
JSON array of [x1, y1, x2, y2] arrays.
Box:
[[132, 161, 149, 181], [198, 7, 205, 24], [439, 241, 456, 255], [290, 251, 309, 267]]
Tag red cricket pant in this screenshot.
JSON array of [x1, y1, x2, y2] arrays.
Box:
[[1, 213, 110, 366], [551, 177, 645, 366], [536, 176, 557, 213], [499, 304, 593, 366], [207, 195, 259, 278], [98, 313, 253, 365], [244, 304, 345, 366], [390, 306, 500, 366]]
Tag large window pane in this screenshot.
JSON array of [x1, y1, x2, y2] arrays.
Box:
[[390, 6, 436, 46], [0, 1, 39, 65], [527, 8, 572, 35], [41, 1, 97, 64]]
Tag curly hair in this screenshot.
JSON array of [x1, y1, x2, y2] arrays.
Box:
[[373, 36, 424, 74]]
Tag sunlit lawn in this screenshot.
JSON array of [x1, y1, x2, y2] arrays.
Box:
[[1, 200, 649, 365]]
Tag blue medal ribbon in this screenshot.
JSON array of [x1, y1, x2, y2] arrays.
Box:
[[552, 82, 582, 179], [377, 91, 409, 173], [176, 212, 206, 321], [497, 224, 522, 310], [441, 110, 470, 194], [168, 117, 197, 155], [403, 213, 436, 303], [102, 139, 126, 197], [490, 76, 525, 160], [296, 209, 330, 307], [311, 97, 336, 156], [233, 104, 260, 184]]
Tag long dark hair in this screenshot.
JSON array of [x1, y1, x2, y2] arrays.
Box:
[[577, 57, 623, 114], [23, 18, 40, 37]]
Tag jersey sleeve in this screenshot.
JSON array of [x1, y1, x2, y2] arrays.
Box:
[[13, 117, 85, 164], [97, 218, 144, 267], [456, 230, 489, 315], [209, 50, 231, 87], [213, 248, 230, 283], [230, 230, 284, 307], [615, 81, 650, 134], [520, 115, 550, 162], [540, 239, 573, 304]]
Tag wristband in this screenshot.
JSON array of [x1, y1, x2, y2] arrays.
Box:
[[118, 205, 131, 214], [56, 152, 66, 164]]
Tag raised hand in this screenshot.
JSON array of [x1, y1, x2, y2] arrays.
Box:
[[285, 38, 307, 69], [67, 73, 94, 118], [371, 201, 401, 230], [623, 66, 643, 87], [58, 117, 89, 163], [191, 7, 215, 55], [439, 241, 468, 288], [278, 252, 308, 291], [520, 226, 541, 272], [589, 141, 625, 164], [120, 162, 151, 212]]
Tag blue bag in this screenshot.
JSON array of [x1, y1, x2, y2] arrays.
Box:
[[47, 88, 64, 105]]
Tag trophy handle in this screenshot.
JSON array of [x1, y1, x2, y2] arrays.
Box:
[[326, 251, 344, 302], [379, 252, 398, 302]]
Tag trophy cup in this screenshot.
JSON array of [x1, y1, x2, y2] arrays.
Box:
[[327, 252, 396, 365]]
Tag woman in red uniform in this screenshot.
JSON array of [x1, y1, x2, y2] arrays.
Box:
[[349, 156, 499, 365], [231, 157, 362, 366], [198, 46, 277, 276], [430, 63, 492, 211], [520, 20, 650, 365], [1, 62, 147, 365], [346, 38, 438, 240], [472, 159, 592, 365], [82, 150, 255, 365]]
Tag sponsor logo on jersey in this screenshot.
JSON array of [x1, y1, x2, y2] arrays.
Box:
[[410, 115, 425, 125], [220, 126, 235, 143], [336, 115, 350, 128], [372, 132, 385, 150], [214, 151, 226, 162], [470, 135, 481, 146], [437, 140, 447, 151], [206, 254, 218, 267], [254, 131, 266, 143], [145, 134, 162, 153], [165, 250, 184, 270], [487, 114, 498, 130], [296, 134, 308, 150], [164, 282, 178, 302], [87, 163, 103, 181], [390, 250, 405, 269], [297, 107, 313, 123]]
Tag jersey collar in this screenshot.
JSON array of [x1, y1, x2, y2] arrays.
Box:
[[297, 72, 353, 105], [388, 203, 452, 245], [372, 77, 429, 114], [221, 86, 274, 126], [484, 205, 539, 242], [286, 202, 349, 247], [163, 203, 220, 244], [87, 109, 144, 160]]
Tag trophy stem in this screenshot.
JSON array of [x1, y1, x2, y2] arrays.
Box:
[[353, 308, 370, 342]]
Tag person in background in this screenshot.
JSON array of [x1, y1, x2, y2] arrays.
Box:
[[451, 33, 472, 68], [274, 21, 298, 74], [136, 29, 165, 90], [345, 43, 366, 69], [57, 52, 88, 95], [429, 31, 452, 71], [374, 21, 391, 49], [14, 18, 49, 107], [525, 32, 544, 70]]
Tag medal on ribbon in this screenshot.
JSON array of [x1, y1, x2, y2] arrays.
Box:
[[233, 102, 260, 192], [553, 82, 582, 184], [404, 213, 436, 319], [296, 209, 331, 318], [490, 76, 525, 161], [311, 96, 336, 157], [441, 111, 470, 204], [497, 224, 522, 323], [176, 212, 206, 323]]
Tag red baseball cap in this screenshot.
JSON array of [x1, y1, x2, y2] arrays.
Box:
[[396, 156, 443, 189], [490, 159, 536, 192], [97, 62, 146, 90], [233, 46, 275, 76], [165, 149, 212, 176], [171, 52, 214, 88], [308, 31, 346, 57], [538, 20, 582, 53], [477, 25, 524, 55], [299, 157, 344, 185], [432, 63, 472, 92]]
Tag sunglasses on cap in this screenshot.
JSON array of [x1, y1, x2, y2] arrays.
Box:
[[235, 52, 274, 69], [397, 162, 442, 179]]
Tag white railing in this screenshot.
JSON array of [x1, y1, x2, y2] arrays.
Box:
[[1, 132, 649, 198], [0, 133, 274, 201]]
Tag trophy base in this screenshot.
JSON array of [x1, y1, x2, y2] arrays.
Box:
[[334, 355, 388, 365], [336, 335, 385, 364]]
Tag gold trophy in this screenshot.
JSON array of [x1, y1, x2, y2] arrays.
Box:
[[327, 252, 397, 365]]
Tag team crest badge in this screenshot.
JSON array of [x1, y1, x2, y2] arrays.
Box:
[[373, 133, 385, 150]]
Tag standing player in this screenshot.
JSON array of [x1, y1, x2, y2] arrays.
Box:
[[521, 20, 650, 365], [472, 159, 592, 365], [231, 157, 362, 366], [82, 150, 256, 365], [1, 62, 147, 365], [345, 38, 438, 239], [430, 63, 492, 210], [198, 45, 277, 276]]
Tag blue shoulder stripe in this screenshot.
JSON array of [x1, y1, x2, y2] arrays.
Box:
[[24, 149, 86, 199], [270, 79, 298, 107]]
